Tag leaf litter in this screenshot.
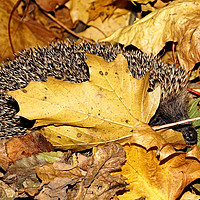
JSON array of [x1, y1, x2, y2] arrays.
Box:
[[3, 52, 200, 199], [1, 0, 200, 199]]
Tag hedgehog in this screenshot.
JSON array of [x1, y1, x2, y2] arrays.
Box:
[[0, 41, 197, 144]]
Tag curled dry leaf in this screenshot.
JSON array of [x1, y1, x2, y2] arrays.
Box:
[[129, 122, 178, 160], [8, 54, 160, 150], [156, 128, 186, 150], [105, 0, 200, 70], [186, 145, 200, 161]]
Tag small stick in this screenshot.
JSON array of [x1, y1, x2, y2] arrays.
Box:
[[8, 0, 22, 54], [152, 116, 200, 131], [44, 12, 92, 42]]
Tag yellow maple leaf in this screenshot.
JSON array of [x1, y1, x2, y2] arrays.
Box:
[[8, 54, 160, 150]]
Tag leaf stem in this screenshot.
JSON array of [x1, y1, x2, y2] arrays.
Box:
[[152, 116, 200, 130]]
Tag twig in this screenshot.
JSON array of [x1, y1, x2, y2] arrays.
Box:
[[44, 12, 92, 42], [8, 0, 22, 54], [152, 116, 200, 130]]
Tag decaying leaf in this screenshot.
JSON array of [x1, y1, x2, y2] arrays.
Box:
[[3, 151, 65, 197], [105, 0, 200, 70], [0, 139, 12, 171], [117, 143, 200, 200], [8, 54, 160, 150], [6, 132, 53, 162], [35, 143, 126, 200]]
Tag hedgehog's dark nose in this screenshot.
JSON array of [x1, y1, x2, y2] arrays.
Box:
[[173, 123, 197, 144]]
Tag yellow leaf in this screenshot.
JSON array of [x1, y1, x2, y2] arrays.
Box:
[[87, 0, 117, 22], [65, 0, 93, 24], [180, 192, 200, 200], [105, 0, 200, 70], [117, 144, 200, 200], [8, 54, 160, 150], [77, 8, 130, 40]]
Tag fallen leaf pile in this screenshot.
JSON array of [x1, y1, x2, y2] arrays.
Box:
[[1, 0, 200, 199], [1, 0, 200, 71], [1, 52, 200, 199]]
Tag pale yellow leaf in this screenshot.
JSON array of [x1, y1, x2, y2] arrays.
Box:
[[77, 8, 130, 40], [65, 0, 93, 24], [180, 192, 200, 200], [104, 0, 200, 70]]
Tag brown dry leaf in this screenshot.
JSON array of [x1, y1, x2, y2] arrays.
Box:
[[117, 143, 200, 200], [0, 0, 56, 61], [35, 0, 67, 12], [54, 7, 74, 29], [84, 142, 126, 187], [87, 0, 117, 22], [158, 129, 186, 149], [130, 122, 179, 160], [3, 151, 65, 197], [6, 132, 53, 162], [35, 177, 78, 200], [8, 54, 160, 150], [0, 139, 12, 171], [36, 143, 126, 200], [78, 8, 130, 40], [154, 0, 169, 8], [105, 0, 200, 70], [36, 163, 82, 184]]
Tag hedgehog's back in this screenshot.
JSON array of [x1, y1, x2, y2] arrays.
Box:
[[0, 41, 197, 143]]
